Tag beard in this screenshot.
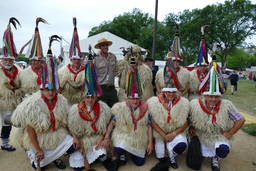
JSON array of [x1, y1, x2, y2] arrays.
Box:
[[1, 62, 13, 70]]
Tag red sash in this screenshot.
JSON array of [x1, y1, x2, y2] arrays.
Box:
[[42, 95, 58, 131], [1, 65, 18, 92], [78, 100, 100, 132], [67, 64, 85, 81], [158, 93, 180, 123], [198, 98, 221, 123]]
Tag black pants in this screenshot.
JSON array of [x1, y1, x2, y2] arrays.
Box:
[[99, 85, 118, 108]]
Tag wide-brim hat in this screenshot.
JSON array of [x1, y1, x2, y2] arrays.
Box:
[[144, 57, 154, 62], [94, 38, 113, 49]]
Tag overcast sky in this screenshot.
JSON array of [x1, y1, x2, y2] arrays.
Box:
[[0, 0, 255, 58]]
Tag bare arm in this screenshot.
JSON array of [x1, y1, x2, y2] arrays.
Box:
[[222, 118, 246, 139], [155, 81, 161, 95], [164, 120, 188, 142], [102, 119, 116, 148], [180, 83, 190, 97], [150, 119, 165, 139], [67, 127, 82, 150], [147, 124, 154, 155]]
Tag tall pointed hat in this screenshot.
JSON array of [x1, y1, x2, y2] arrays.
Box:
[[196, 25, 209, 66], [69, 17, 82, 59], [81, 45, 103, 97], [24, 17, 49, 61], [199, 43, 224, 95], [40, 35, 61, 90], [167, 24, 183, 61], [125, 46, 144, 98], [1, 17, 21, 59]]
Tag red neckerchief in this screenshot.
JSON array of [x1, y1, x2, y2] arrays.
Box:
[[175, 66, 181, 73], [42, 95, 58, 131], [196, 69, 208, 82], [67, 64, 85, 81], [126, 100, 148, 131], [1, 65, 18, 92], [158, 93, 180, 123], [198, 98, 221, 123], [78, 100, 100, 132], [31, 67, 42, 85]]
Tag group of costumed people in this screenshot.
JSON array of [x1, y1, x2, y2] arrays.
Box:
[[0, 16, 245, 171]]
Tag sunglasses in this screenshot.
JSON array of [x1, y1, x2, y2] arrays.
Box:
[[101, 44, 109, 47]]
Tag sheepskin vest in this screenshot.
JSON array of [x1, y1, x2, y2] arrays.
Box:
[[147, 96, 189, 141], [0, 64, 24, 110], [155, 67, 190, 98], [68, 101, 111, 153], [58, 65, 84, 105], [116, 59, 153, 102], [189, 98, 235, 148], [111, 101, 149, 154], [11, 91, 69, 150], [21, 67, 41, 95]]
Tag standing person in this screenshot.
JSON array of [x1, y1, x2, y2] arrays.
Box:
[[68, 50, 111, 171], [0, 17, 24, 152], [189, 65, 245, 171], [102, 56, 153, 168], [11, 36, 82, 171], [57, 56, 65, 70], [58, 17, 85, 108], [148, 55, 189, 170], [253, 73, 256, 89], [230, 70, 239, 95], [94, 38, 118, 107], [20, 18, 48, 96], [144, 57, 157, 95], [221, 67, 229, 93]]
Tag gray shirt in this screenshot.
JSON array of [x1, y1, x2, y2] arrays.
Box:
[[94, 52, 116, 86]]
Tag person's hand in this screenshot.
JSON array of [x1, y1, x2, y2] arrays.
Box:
[[164, 131, 177, 142], [189, 127, 196, 136], [222, 131, 233, 140], [94, 137, 103, 150], [36, 149, 44, 162], [73, 136, 82, 150], [101, 138, 110, 148], [147, 143, 154, 155]]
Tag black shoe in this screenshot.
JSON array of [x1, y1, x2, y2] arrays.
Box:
[[54, 159, 66, 169], [119, 159, 127, 166], [1, 145, 16, 151], [211, 165, 220, 171], [73, 167, 85, 171], [170, 161, 178, 169]]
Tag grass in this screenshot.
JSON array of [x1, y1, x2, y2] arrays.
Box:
[[221, 79, 256, 116], [241, 123, 256, 136]]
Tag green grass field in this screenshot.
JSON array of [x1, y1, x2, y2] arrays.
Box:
[[222, 79, 256, 116]]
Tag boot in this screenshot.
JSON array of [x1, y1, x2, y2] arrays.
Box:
[[211, 156, 221, 171], [1, 138, 16, 151]]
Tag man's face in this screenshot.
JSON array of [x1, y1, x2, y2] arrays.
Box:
[[99, 43, 109, 55], [163, 91, 177, 102], [71, 58, 81, 68], [221, 68, 226, 73], [41, 88, 57, 100], [1, 58, 14, 69], [198, 65, 207, 73], [84, 96, 97, 108], [31, 60, 43, 69], [144, 60, 152, 68], [128, 98, 140, 108], [205, 95, 220, 107], [173, 60, 180, 69]]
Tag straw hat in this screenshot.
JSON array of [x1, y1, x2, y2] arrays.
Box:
[[94, 38, 113, 49]]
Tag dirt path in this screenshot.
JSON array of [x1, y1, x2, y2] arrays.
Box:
[[0, 127, 256, 171]]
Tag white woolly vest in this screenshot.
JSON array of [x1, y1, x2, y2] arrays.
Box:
[[11, 91, 69, 150], [189, 98, 235, 148], [68, 101, 111, 153], [155, 67, 190, 97], [0, 65, 24, 110], [116, 60, 153, 102], [21, 67, 40, 95], [189, 69, 200, 93], [147, 96, 190, 141], [58, 66, 84, 105], [111, 102, 149, 154]]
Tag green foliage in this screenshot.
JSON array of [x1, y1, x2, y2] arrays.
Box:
[[241, 123, 256, 136], [16, 54, 30, 64]]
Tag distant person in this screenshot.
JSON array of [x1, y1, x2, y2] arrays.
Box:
[[57, 56, 65, 70], [230, 70, 239, 95], [253, 74, 256, 89], [144, 57, 157, 95], [221, 67, 229, 92], [94, 38, 118, 107]]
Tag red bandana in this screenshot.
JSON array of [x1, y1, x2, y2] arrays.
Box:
[[198, 98, 221, 123], [67, 64, 85, 81], [158, 93, 180, 123], [42, 95, 58, 131], [175, 67, 181, 73], [31, 67, 42, 85], [1, 65, 18, 92], [78, 100, 100, 132], [126, 100, 148, 131]]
